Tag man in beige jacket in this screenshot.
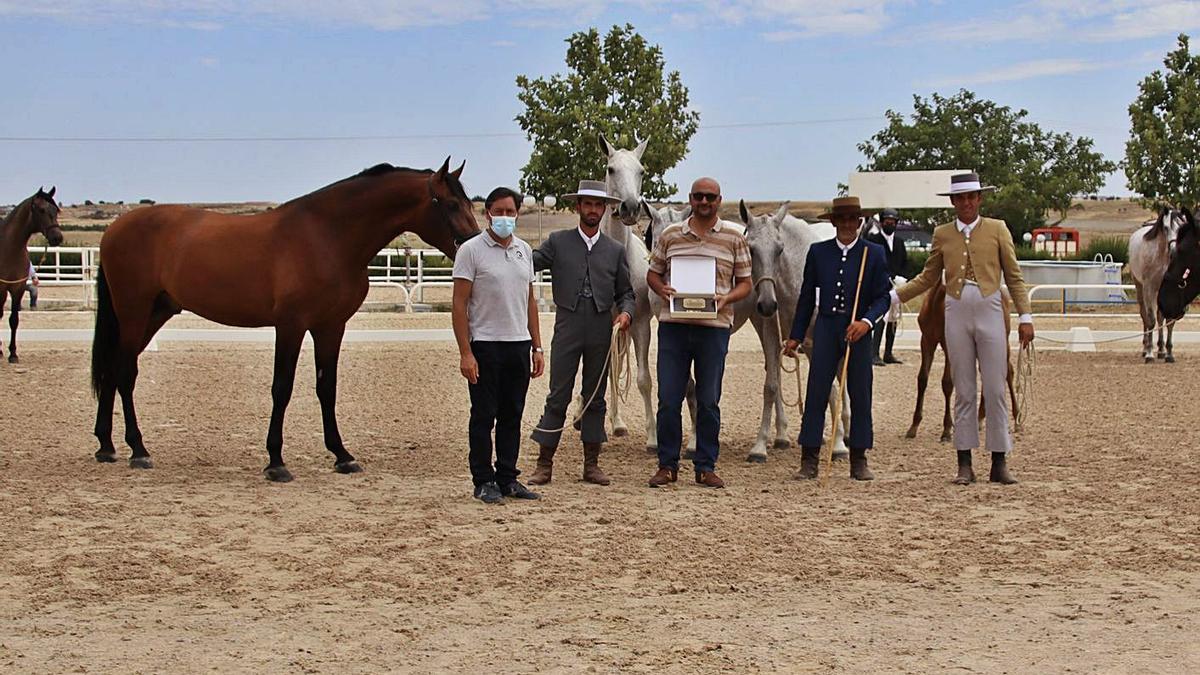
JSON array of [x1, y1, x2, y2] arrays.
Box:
[[893, 173, 1034, 485]]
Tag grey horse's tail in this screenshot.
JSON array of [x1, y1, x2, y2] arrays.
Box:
[[91, 266, 119, 399]]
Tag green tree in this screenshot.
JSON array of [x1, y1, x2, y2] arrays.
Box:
[[858, 90, 1115, 237], [1124, 34, 1200, 208], [515, 24, 699, 200]]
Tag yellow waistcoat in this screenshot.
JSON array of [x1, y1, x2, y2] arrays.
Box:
[[897, 217, 1032, 316]]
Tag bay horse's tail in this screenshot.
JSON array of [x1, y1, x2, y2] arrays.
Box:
[[91, 266, 119, 399]]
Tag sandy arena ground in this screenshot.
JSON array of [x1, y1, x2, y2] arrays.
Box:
[[1, 313, 1198, 673]]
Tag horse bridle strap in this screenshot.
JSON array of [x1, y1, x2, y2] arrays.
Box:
[[754, 275, 776, 290]]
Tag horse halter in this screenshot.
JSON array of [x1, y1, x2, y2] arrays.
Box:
[[427, 176, 478, 247]]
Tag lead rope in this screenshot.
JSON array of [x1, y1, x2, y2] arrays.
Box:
[[1014, 341, 1035, 433], [756, 275, 805, 412], [532, 324, 626, 434]]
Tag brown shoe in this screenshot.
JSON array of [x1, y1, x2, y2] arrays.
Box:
[[989, 452, 1018, 485], [952, 450, 976, 485], [526, 445, 556, 486], [849, 448, 874, 481], [648, 466, 678, 488], [582, 443, 611, 486], [695, 471, 725, 489], [795, 447, 819, 480]]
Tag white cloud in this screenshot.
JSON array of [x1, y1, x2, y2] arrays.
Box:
[[924, 58, 1106, 87]]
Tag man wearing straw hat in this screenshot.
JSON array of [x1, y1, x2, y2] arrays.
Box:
[[526, 180, 636, 487], [784, 196, 892, 481], [892, 172, 1033, 485]]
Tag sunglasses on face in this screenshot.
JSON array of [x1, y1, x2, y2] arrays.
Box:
[[690, 192, 720, 203]]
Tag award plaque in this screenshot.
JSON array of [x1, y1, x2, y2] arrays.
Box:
[[669, 255, 719, 320]]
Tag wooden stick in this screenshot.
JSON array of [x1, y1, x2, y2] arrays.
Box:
[[819, 244, 870, 489]]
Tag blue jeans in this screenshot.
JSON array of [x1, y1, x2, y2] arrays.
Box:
[[656, 322, 730, 474]]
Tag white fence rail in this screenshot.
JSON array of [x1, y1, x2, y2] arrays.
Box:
[[25, 246, 553, 310]]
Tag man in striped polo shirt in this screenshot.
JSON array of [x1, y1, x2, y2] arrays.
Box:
[[646, 177, 753, 489]]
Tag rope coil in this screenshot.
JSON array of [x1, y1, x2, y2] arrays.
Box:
[[532, 324, 626, 434]]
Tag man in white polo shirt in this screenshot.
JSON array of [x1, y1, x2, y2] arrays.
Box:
[[452, 187, 545, 504]]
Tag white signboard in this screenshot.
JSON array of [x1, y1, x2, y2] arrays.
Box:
[[848, 170, 972, 209]]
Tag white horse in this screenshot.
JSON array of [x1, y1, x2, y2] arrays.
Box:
[[1130, 207, 1185, 363], [738, 202, 850, 459], [596, 134, 670, 450]]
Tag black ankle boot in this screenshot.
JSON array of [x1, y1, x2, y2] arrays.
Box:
[[989, 452, 1017, 484], [953, 449, 975, 485], [883, 323, 902, 363], [796, 447, 820, 480]]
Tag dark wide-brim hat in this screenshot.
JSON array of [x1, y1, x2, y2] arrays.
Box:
[[818, 196, 865, 220], [562, 179, 622, 204], [937, 172, 997, 196]]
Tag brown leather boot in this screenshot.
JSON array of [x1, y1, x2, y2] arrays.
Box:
[[582, 443, 611, 485], [526, 445, 556, 485], [695, 471, 725, 488], [795, 447, 820, 480], [989, 451, 1018, 484], [850, 448, 874, 481], [953, 450, 976, 485], [648, 466, 678, 487]]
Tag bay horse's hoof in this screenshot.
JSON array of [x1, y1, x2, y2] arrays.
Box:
[[1144, 356, 1154, 364], [129, 456, 154, 470], [95, 449, 118, 463], [905, 428, 918, 439], [746, 454, 767, 464], [1165, 355, 1176, 363], [7, 355, 17, 364], [612, 427, 629, 438], [645, 444, 657, 454], [334, 460, 363, 474], [940, 433, 953, 443], [263, 466, 294, 483], [773, 439, 790, 450]]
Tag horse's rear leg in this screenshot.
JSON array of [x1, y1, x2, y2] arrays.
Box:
[[683, 376, 699, 459], [1163, 313, 1176, 363], [311, 323, 360, 474], [1135, 281, 1154, 362], [263, 327, 305, 482], [110, 303, 169, 469], [631, 318, 656, 453]]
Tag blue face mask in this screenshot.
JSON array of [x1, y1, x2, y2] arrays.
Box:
[[490, 216, 516, 239]]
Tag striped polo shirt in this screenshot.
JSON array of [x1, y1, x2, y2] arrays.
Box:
[[648, 218, 752, 328]]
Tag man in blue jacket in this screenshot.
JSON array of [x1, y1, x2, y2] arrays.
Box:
[[784, 197, 892, 481]]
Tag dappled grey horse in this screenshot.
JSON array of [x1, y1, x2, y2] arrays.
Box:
[[739, 202, 850, 459], [1130, 207, 1185, 362]]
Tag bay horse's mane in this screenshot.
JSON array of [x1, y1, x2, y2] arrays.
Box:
[[0, 195, 33, 231], [279, 163, 470, 209]]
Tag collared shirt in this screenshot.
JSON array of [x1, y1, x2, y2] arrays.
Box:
[[881, 231, 895, 250], [649, 217, 752, 328], [957, 216, 980, 237], [452, 231, 534, 342], [578, 226, 600, 251]]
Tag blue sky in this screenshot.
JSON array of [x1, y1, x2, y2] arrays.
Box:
[[1, 0, 1197, 205]]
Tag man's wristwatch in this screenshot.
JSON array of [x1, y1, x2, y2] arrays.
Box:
[[532, 346, 544, 353]]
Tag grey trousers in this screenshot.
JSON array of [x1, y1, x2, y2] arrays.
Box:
[[530, 303, 612, 448], [944, 284, 1012, 453]]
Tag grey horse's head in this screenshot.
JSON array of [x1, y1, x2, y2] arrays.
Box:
[[1158, 206, 1199, 321], [1148, 206, 1187, 257], [600, 133, 648, 226], [740, 200, 788, 318], [640, 199, 690, 251]]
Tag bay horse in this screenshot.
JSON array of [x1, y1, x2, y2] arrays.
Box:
[[1, 187, 64, 363], [1130, 207, 1185, 362], [905, 280, 1019, 442], [1158, 206, 1198, 321], [91, 160, 480, 482]]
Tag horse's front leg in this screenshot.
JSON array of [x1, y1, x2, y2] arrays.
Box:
[[1135, 282, 1155, 362], [907, 336, 934, 438], [264, 326, 305, 483], [312, 323, 361, 474], [7, 289, 20, 363], [746, 319, 777, 463], [608, 330, 630, 437], [632, 316, 656, 452], [1165, 317, 1176, 363]]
